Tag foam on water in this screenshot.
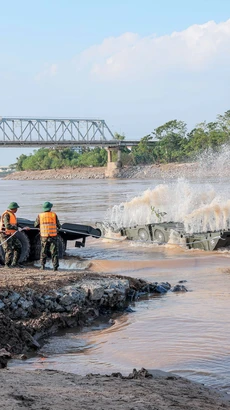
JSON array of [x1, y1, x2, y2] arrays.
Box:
[[34, 259, 91, 270]]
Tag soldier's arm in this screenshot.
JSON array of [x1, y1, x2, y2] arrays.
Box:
[[34, 215, 40, 228], [56, 215, 61, 230], [4, 213, 18, 230]]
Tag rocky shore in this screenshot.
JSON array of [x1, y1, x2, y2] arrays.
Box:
[[0, 264, 185, 360], [4, 162, 204, 180]]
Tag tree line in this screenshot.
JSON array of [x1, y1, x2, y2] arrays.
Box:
[[15, 110, 230, 171]]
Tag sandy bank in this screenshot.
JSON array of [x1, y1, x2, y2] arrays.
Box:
[[4, 163, 203, 180], [4, 167, 106, 180], [1, 367, 230, 409]]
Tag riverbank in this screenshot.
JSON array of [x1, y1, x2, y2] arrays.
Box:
[[0, 265, 230, 409], [4, 163, 202, 180], [0, 263, 181, 357]]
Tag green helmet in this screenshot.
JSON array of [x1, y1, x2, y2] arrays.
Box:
[[43, 201, 53, 211], [8, 202, 20, 210]]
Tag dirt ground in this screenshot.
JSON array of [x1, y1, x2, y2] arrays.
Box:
[[1, 367, 230, 410], [0, 264, 106, 292], [0, 264, 145, 293]]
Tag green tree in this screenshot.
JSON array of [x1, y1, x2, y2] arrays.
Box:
[[16, 154, 28, 171], [77, 147, 107, 167], [152, 120, 187, 163], [132, 135, 156, 164], [114, 132, 125, 141], [185, 121, 229, 158], [217, 110, 230, 136]]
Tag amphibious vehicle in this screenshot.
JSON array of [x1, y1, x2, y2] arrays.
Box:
[[96, 221, 230, 251]]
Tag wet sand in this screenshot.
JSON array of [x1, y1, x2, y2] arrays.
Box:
[[1, 367, 230, 410], [90, 253, 229, 273]]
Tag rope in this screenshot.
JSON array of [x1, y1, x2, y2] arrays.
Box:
[[0, 227, 32, 246], [0, 230, 18, 246], [61, 227, 124, 242]]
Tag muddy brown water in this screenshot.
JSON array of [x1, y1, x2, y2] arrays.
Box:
[[1, 177, 230, 392]]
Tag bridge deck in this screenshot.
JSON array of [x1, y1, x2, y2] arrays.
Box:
[[0, 117, 155, 147]]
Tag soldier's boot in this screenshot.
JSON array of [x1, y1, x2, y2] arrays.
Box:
[[11, 263, 25, 268], [53, 267, 58, 271], [40, 265, 45, 270], [17, 263, 25, 268]]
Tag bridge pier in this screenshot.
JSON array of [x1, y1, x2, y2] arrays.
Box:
[[116, 148, 122, 169], [105, 147, 122, 178]]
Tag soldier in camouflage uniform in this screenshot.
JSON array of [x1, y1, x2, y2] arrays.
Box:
[[0, 202, 23, 268], [34, 201, 61, 271]]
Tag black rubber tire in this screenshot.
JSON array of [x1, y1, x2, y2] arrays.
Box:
[[0, 231, 31, 264], [30, 234, 66, 261], [0, 245, 4, 265], [153, 229, 166, 244], [137, 228, 150, 242]]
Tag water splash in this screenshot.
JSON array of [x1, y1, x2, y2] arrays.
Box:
[[105, 178, 223, 233], [184, 200, 230, 233], [103, 147, 230, 234], [196, 145, 230, 180]]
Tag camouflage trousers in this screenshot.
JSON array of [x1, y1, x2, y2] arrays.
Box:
[[0, 233, 22, 266], [40, 236, 59, 269]]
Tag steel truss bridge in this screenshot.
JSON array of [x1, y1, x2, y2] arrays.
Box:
[[0, 117, 141, 148]]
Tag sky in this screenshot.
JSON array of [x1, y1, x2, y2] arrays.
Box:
[[0, 0, 230, 165]]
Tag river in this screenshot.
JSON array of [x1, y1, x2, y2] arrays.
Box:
[[1, 176, 230, 393]]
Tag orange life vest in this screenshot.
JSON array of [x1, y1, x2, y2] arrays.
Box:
[[0, 211, 17, 235], [39, 212, 58, 238]]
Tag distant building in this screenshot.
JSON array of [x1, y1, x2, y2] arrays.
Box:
[[0, 166, 13, 173]]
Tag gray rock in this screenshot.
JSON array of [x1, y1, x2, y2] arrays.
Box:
[[13, 307, 28, 319], [0, 291, 8, 299], [10, 302, 18, 310], [35, 295, 45, 304], [59, 294, 75, 306], [104, 288, 115, 295], [172, 285, 188, 292], [0, 348, 11, 368], [69, 290, 85, 303], [125, 306, 136, 313], [159, 282, 171, 290], [155, 285, 168, 293], [20, 299, 33, 311], [9, 292, 21, 303], [44, 295, 52, 301], [81, 284, 104, 301], [44, 299, 54, 309], [52, 302, 65, 312]]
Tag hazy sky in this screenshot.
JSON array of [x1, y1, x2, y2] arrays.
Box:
[[0, 0, 230, 165]]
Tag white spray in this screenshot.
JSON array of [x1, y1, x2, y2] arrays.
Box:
[[104, 147, 230, 234]]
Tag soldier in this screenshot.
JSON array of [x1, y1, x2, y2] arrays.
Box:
[[34, 201, 61, 271], [0, 202, 26, 268]]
